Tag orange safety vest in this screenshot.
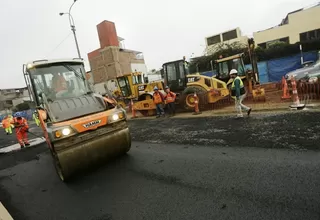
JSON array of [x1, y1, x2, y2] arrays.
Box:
[[153, 93, 163, 104], [165, 91, 176, 103], [2, 118, 10, 128], [13, 117, 29, 130]]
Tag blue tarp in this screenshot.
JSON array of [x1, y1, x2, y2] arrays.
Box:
[[200, 71, 217, 77], [244, 62, 268, 84], [267, 51, 318, 82], [257, 62, 269, 84]]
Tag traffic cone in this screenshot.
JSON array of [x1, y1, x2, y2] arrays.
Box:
[[281, 76, 291, 99], [131, 99, 137, 118], [290, 76, 305, 109], [193, 92, 201, 115]]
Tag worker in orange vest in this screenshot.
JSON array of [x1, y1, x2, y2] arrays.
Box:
[[2, 116, 13, 135], [164, 86, 176, 117], [12, 113, 30, 148], [152, 86, 165, 118]]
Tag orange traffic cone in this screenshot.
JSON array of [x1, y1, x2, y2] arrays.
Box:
[[290, 76, 305, 109], [131, 99, 137, 118], [281, 76, 290, 99], [193, 92, 201, 115]]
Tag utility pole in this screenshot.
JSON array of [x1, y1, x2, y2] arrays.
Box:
[[59, 0, 81, 58]]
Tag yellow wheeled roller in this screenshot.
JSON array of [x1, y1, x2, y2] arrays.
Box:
[[23, 58, 132, 182]]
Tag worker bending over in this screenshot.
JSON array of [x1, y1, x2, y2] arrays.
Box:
[[12, 113, 30, 148], [164, 86, 176, 117], [229, 69, 252, 118], [152, 86, 165, 118], [2, 116, 12, 135]]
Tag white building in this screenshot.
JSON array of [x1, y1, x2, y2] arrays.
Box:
[[253, 3, 320, 48], [205, 27, 249, 54]]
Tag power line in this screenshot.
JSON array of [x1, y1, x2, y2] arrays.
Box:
[[46, 32, 73, 57]]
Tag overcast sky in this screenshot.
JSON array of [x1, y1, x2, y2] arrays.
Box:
[[0, 0, 317, 89]]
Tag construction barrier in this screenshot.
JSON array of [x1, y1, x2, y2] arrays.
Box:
[[297, 81, 320, 103]]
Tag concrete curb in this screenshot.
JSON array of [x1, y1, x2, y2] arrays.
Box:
[[0, 137, 46, 154], [0, 202, 13, 220], [128, 104, 320, 120]]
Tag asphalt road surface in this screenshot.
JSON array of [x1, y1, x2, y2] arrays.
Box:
[[0, 111, 320, 220], [0, 122, 43, 149]]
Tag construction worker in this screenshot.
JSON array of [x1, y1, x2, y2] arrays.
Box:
[[2, 116, 12, 135], [12, 113, 30, 148], [152, 86, 165, 118], [164, 86, 176, 117], [8, 114, 15, 130], [51, 73, 68, 94], [229, 69, 252, 118], [32, 110, 40, 127]]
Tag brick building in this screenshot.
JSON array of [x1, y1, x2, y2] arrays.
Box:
[[88, 20, 147, 84]]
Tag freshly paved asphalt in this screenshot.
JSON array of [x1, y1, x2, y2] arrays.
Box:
[[0, 111, 320, 220]]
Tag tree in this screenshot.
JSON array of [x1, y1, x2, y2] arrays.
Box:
[[189, 42, 248, 73]]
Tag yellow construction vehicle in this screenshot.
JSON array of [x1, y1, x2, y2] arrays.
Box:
[[23, 58, 131, 182], [162, 59, 230, 109], [214, 46, 266, 101], [214, 53, 247, 87], [114, 72, 165, 116], [161, 52, 265, 109]]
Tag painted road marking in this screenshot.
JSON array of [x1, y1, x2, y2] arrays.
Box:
[[0, 137, 46, 154], [0, 202, 13, 220]]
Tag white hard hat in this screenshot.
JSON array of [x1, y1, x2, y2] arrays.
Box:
[[229, 69, 238, 75]]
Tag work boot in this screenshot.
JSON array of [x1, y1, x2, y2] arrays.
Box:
[[24, 143, 30, 146]]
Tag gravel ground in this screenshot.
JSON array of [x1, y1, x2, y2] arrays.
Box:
[[129, 111, 320, 150]]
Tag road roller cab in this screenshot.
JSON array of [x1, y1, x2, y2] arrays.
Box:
[[23, 58, 131, 181]]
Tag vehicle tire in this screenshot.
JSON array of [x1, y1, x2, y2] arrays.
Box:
[[182, 86, 207, 110], [51, 150, 68, 182], [124, 130, 132, 153]]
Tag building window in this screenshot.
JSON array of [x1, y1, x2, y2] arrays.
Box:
[[222, 29, 238, 41], [300, 29, 320, 42], [207, 35, 221, 46]]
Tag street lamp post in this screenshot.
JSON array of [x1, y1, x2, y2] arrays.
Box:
[[59, 0, 81, 58]]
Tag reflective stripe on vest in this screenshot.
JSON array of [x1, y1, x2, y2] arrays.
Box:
[[231, 76, 244, 89], [166, 92, 176, 103], [231, 76, 245, 97], [153, 93, 162, 104], [14, 118, 28, 128]]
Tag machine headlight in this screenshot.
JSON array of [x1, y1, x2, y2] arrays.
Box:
[[62, 128, 71, 136], [27, 63, 33, 69], [112, 114, 119, 121], [109, 110, 126, 123], [54, 127, 74, 138]]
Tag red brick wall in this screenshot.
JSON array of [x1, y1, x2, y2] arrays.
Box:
[[97, 20, 119, 48]]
